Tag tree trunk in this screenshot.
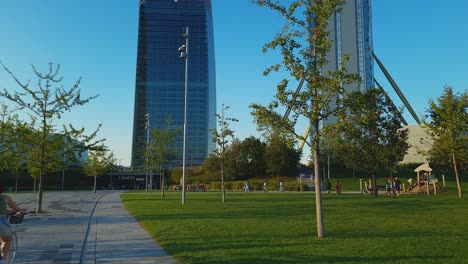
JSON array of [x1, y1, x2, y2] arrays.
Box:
[[452, 152, 462, 199], [93, 175, 97, 193], [161, 169, 165, 197], [313, 121, 325, 239], [314, 147, 325, 239], [221, 157, 225, 202], [150, 169, 153, 191], [221, 175, 225, 202], [37, 111, 47, 213], [36, 174, 44, 213], [373, 173, 378, 197]]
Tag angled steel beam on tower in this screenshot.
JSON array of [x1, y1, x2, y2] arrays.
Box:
[[372, 52, 421, 124], [283, 77, 306, 119], [374, 78, 408, 126], [281, 76, 310, 152]]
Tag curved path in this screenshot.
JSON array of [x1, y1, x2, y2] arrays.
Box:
[[9, 190, 177, 264]]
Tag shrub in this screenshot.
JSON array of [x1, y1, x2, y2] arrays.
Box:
[[285, 183, 309, 191], [232, 181, 245, 191]]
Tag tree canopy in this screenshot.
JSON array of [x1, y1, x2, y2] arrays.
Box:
[[327, 89, 409, 194], [423, 86, 467, 199], [83, 148, 116, 193]]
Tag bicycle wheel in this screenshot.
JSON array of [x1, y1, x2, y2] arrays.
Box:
[[7, 232, 17, 264]]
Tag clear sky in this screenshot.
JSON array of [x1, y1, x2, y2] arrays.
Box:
[[1, 0, 467, 166]]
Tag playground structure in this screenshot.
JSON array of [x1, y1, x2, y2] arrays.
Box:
[[358, 163, 447, 195], [407, 163, 446, 195]]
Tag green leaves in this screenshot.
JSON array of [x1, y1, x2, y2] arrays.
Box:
[[83, 149, 115, 177], [0, 62, 103, 174], [1, 61, 103, 212], [423, 86, 467, 198], [83, 148, 116, 192], [211, 104, 238, 154], [251, 0, 359, 152], [327, 89, 409, 176], [210, 104, 238, 201], [424, 86, 467, 165], [147, 118, 180, 171]]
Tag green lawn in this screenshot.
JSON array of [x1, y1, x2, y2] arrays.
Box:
[[122, 190, 468, 264]]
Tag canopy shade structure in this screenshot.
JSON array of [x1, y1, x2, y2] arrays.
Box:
[[415, 163, 433, 188], [415, 163, 433, 172]]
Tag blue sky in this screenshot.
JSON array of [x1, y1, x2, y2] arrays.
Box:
[[0, 0, 467, 166]]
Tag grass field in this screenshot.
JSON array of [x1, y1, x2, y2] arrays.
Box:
[[122, 190, 468, 264]]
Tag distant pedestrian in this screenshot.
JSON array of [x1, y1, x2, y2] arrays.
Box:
[[263, 180, 267, 192], [393, 177, 401, 197], [244, 180, 250, 192], [335, 180, 341, 195], [326, 179, 331, 194], [386, 179, 392, 197], [279, 180, 284, 192], [407, 177, 414, 191]]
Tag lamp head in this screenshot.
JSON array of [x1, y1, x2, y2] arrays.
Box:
[[178, 45, 187, 58]]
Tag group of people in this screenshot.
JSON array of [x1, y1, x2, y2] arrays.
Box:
[[386, 176, 402, 197], [243, 180, 285, 192], [326, 179, 341, 194], [0, 184, 27, 264]]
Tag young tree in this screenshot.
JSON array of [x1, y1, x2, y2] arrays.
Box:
[[0, 61, 104, 213], [83, 149, 116, 193], [251, 0, 357, 238], [0, 103, 29, 191], [210, 104, 238, 202], [423, 86, 467, 199], [147, 120, 179, 197], [328, 89, 409, 196]]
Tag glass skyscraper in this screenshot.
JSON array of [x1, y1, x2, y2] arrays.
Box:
[[131, 0, 216, 168], [320, 0, 373, 127], [324, 0, 373, 91]]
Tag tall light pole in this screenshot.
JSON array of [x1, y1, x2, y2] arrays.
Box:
[[178, 27, 189, 204], [145, 113, 150, 192]]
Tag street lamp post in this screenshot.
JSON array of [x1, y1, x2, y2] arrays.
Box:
[[179, 27, 189, 205]]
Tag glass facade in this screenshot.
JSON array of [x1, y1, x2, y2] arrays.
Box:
[[356, 0, 374, 90], [131, 0, 216, 168], [326, 0, 374, 91], [321, 0, 373, 128]]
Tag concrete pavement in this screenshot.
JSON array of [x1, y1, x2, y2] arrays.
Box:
[[7, 191, 178, 264]]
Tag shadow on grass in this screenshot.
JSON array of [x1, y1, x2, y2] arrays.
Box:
[[180, 254, 451, 264], [331, 232, 468, 239]]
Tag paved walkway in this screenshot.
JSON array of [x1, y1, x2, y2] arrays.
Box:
[[8, 191, 178, 264]]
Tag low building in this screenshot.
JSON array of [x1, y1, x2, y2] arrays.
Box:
[[401, 125, 433, 164]]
